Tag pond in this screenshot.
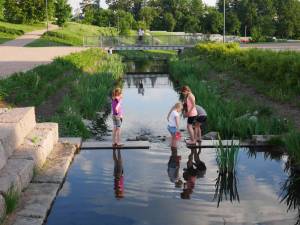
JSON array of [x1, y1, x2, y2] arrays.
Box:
[[45, 60, 299, 225]]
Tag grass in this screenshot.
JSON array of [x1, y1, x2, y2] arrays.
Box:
[[0, 21, 45, 44], [195, 43, 300, 104], [0, 48, 124, 138], [169, 56, 290, 139], [117, 50, 176, 61], [4, 187, 20, 214], [27, 22, 118, 47]]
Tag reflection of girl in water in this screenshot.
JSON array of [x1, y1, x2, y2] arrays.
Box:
[[167, 147, 183, 188], [181, 149, 206, 199], [113, 149, 124, 199]]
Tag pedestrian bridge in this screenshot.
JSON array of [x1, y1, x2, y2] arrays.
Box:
[[83, 34, 206, 51]]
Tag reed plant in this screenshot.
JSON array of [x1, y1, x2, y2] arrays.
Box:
[[214, 137, 240, 207], [4, 187, 20, 214]]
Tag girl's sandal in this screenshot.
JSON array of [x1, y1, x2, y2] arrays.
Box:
[[117, 143, 124, 147], [112, 143, 117, 147]]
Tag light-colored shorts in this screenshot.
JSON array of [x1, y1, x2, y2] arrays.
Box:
[[113, 115, 122, 128]]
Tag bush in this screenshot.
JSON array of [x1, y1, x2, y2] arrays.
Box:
[[0, 26, 24, 35]]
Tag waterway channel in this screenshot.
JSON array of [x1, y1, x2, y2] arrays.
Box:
[[45, 59, 299, 225]]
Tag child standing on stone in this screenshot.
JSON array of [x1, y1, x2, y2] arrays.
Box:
[[167, 102, 183, 148], [112, 88, 123, 147]]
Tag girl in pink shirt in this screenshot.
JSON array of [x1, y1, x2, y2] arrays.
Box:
[[181, 86, 197, 145]]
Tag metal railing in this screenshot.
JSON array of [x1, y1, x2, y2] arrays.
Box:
[[83, 34, 209, 47]]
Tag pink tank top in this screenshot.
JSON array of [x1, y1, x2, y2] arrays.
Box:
[[187, 93, 197, 117]]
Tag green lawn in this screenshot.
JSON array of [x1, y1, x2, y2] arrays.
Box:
[[0, 21, 45, 44], [27, 22, 118, 47]]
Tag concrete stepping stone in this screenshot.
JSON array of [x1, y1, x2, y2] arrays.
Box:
[[11, 123, 58, 169], [33, 143, 77, 184], [81, 141, 150, 150]]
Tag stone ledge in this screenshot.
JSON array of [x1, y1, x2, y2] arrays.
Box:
[[7, 216, 44, 225], [0, 159, 35, 194], [11, 123, 58, 169], [16, 183, 60, 219], [0, 107, 36, 157], [33, 143, 77, 184], [0, 194, 6, 221], [59, 137, 82, 149]]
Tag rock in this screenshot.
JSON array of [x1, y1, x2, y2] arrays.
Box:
[[252, 135, 279, 143], [202, 132, 219, 140], [249, 115, 258, 122], [126, 138, 137, 141], [136, 135, 149, 141], [59, 137, 82, 149]]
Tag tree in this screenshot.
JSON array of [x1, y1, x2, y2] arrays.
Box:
[[4, 0, 23, 23], [139, 6, 158, 28], [203, 7, 223, 34], [55, 0, 71, 27], [163, 12, 176, 31], [113, 10, 135, 35], [0, 0, 4, 20]]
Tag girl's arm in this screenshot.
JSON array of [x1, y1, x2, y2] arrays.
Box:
[[167, 108, 172, 121]]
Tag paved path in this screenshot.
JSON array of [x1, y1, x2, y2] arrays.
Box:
[[241, 42, 300, 51], [0, 46, 88, 78], [0, 24, 58, 47]]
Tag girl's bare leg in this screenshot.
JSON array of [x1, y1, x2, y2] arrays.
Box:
[[112, 128, 116, 145], [187, 124, 195, 144]]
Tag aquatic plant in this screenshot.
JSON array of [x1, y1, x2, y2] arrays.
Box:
[[4, 187, 20, 214], [284, 130, 300, 165], [280, 169, 300, 225], [214, 137, 240, 207]]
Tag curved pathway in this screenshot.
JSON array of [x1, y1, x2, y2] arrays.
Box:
[[0, 25, 88, 78]]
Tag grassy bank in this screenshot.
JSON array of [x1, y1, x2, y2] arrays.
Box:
[[0, 21, 45, 44], [169, 46, 300, 163], [195, 43, 300, 105], [0, 49, 123, 138], [27, 22, 118, 47], [117, 50, 177, 61]]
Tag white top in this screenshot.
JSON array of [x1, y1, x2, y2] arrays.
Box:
[[196, 105, 207, 116], [168, 110, 179, 127]]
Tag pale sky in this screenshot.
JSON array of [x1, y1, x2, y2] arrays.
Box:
[[68, 0, 217, 12]]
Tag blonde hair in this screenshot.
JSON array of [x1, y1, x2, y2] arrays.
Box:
[[167, 102, 182, 120], [112, 88, 122, 99]]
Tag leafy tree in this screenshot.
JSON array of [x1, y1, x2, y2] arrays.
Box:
[[163, 12, 176, 31], [94, 8, 114, 27], [226, 12, 240, 35], [139, 6, 158, 28], [0, 0, 4, 20], [113, 10, 135, 35], [4, 0, 23, 23], [54, 0, 71, 27], [203, 7, 223, 34]]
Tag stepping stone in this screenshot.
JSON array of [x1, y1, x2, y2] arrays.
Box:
[[81, 141, 150, 150]]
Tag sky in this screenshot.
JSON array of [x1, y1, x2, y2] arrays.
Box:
[[68, 0, 217, 12]]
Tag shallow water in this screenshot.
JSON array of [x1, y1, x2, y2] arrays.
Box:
[[45, 61, 299, 225]]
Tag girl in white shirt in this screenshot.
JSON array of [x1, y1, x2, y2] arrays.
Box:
[[167, 102, 183, 148]]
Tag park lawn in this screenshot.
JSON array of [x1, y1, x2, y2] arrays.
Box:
[[27, 22, 118, 47], [0, 21, 45, 43]]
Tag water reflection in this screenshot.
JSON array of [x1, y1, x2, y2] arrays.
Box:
[[167, 147, 183, 188], [137, 80, 144, 95], [113, 149, 124, 199], [214, 144, 240, 207], [181, 148, 206, 199], [281, 168, 300, 225]]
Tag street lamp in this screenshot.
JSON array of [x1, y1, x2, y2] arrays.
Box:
[[46, 0, 49, 32], [223, 0, 226, 43]]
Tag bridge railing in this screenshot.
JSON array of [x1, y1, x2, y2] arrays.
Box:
[[83, 34, 208, 47]]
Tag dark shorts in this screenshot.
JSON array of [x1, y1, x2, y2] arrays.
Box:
[[187, 116, 197, 125], [196, 116, 207, 124]]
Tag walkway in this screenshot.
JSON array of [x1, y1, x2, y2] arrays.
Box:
[[0, 46, 88, 78], [0, 24, 58, 47]]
